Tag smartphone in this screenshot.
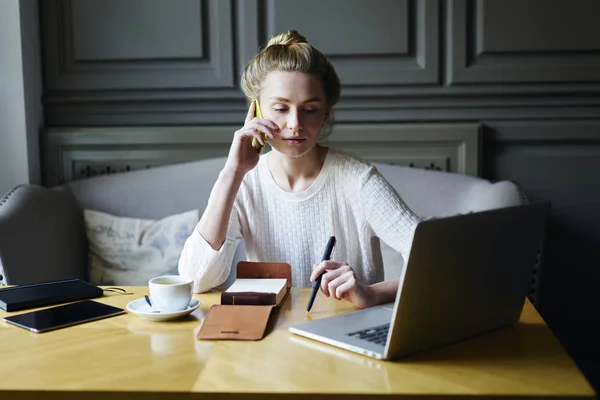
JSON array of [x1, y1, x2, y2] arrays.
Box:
[[251, 100, 268, 154], [2, 300, 125, 333]]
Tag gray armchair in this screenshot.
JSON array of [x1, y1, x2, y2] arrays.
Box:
[[0, 157, 535, 301]]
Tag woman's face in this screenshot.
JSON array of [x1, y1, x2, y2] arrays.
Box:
[[259, 70, 329, 158]]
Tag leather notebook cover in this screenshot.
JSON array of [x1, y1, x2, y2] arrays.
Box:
[[220, 262, 292, 307], [198, 262, 290, 341], [236, 261, 292, 282], [196, 304, 275, 340], [0, 278, 104, 312]]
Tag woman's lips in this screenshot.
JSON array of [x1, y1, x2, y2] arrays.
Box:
[[283, 138, 306, 144]]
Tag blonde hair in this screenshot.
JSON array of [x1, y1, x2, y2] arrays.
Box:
[[241, 30, 341, 138]]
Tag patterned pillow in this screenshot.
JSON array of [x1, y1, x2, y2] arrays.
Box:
[[84, 209, 199, 286]]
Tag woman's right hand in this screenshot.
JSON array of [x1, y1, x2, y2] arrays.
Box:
[[310, 261, 380, 309], [224, 101, 279, 174]]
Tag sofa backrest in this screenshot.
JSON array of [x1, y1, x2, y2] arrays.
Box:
[[64, 156, 522, 220], [64, 157, 227, 220], [63, 155, 524, 285], [374, 162, 523, 216]]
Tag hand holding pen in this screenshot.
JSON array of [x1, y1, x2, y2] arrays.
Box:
[[306, 236, 336, 313], [308, 238, 379, 310]]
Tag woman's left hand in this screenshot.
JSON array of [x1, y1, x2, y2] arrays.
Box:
[[310, 261, 378, 309]]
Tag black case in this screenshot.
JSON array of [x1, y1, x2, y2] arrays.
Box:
[[0, 279, 103, 312]]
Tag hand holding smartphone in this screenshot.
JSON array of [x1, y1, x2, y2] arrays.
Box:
[[251, 100, 268, 153]]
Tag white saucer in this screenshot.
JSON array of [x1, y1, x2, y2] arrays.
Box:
[[126, 297, 201, 321]]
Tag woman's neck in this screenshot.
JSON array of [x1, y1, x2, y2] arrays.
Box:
[[268, 145, 328, 193]]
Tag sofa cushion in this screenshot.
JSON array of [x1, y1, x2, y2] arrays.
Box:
[[84, 209, 199, 286]]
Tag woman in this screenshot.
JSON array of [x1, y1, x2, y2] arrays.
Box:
[[178, 30, 421, 308]]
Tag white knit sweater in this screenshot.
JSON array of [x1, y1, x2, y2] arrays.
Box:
[[178, 149, 421, 293]]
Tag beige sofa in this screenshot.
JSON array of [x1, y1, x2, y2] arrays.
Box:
[[0, 156, 535, 300]]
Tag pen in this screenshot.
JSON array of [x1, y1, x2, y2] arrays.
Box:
[[306, 235, 336, 313]]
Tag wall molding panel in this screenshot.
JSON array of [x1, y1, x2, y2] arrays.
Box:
[[447, 0, 600, 85], [40, 0, 234, 91], [43, 123, 480, 186], [40, 0, 600, 126], [260, 0, 439, 86]]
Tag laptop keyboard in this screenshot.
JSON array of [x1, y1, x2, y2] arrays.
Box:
[[346, 323, 390, 346]]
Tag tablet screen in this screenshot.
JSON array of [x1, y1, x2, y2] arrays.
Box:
[[2, 300, 125, 333]]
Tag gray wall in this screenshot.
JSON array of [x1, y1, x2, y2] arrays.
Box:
[[36, 0, 600, 387], [0, 0, 43, 196]]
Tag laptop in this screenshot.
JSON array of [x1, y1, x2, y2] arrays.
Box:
[[289, 202, 550, 360]]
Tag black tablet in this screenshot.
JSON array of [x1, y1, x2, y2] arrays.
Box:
[[0, 278, 103, 312], [2, 300, 125, 333]]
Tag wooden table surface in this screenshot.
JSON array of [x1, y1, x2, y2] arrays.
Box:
[[0, 287, 595, 399]]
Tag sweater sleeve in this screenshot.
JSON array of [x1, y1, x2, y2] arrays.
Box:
[[177, 202, 243, 293], [360, 166, 421, 262]]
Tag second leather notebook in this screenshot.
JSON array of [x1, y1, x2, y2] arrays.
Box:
[[221, 278, 287, 306], [220, 261, 292, 306]]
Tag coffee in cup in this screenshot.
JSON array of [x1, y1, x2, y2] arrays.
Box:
[[148, 275, 193, 312]]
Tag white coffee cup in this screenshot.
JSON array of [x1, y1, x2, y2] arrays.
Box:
[[148, 275, 193, 312]]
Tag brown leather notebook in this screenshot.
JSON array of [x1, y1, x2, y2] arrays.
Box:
[[220, 262, 291, 307], [197, 262, 291, 341]]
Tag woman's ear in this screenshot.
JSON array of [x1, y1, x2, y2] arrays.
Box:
[[323, 107, 331, 123]]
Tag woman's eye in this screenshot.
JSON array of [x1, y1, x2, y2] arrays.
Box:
[[271, 107, 319, 113]]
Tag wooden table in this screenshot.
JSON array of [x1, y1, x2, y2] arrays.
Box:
[[0, 287, 595, 399]]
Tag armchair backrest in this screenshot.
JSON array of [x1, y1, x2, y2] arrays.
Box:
[[0, 185, 88, 285]]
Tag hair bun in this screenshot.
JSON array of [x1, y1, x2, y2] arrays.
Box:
[[267, 30, 307, 47]]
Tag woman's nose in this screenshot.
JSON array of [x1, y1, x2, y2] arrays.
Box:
[[287, 111, 302, 133]]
